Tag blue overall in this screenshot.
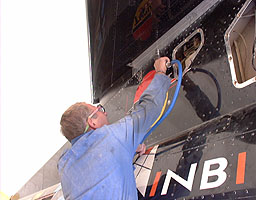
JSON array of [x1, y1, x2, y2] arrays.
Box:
[[58, 74, 171, 200]]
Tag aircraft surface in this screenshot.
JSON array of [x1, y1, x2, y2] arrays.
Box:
[[18, 0, 256, 199]]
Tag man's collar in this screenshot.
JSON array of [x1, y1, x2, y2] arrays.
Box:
[[71, 131, 92, 145]]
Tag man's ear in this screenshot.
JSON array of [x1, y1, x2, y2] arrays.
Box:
[[88, 117, 97, 129]]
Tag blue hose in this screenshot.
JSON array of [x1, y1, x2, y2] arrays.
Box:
[[141, 59, 183, 143]]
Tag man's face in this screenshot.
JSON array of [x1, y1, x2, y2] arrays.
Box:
[[86, 104, 109, 128]]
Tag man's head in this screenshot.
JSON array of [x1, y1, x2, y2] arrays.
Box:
[[60, 102, 108, 142]]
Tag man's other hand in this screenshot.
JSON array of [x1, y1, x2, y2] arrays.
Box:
[[136, 143, 146, 156]]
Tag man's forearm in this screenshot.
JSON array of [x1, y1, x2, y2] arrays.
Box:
[[130, 73, 171, 135]]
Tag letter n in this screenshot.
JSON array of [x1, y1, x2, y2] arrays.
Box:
[[161, 163, 197, 195]]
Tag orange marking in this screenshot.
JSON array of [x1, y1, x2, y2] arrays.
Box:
[[236, 152, 246, 184], [144, 147, 154, 155], [149, 171, 162, 197]]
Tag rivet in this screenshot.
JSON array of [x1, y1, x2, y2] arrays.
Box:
[[201, 195, 204, 199]]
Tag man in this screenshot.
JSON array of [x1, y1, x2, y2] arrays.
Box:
[[58, 57, 171, 200]]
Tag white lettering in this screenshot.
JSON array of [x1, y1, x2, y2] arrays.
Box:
[[161, 163, 197, 195], [200, 157, 228, 190]]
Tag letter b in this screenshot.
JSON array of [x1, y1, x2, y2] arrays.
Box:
[[200, 157, 228, 190]]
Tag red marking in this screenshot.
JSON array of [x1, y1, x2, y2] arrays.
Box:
[[144, 147, 154, 155], [169, 82, 177, 89], [134, 70, 156, 103], [149, 171, 162, 197], [134, 72, 177, 104], [133, 16, 153, 41], [171, 78, 176, 84], [236, 152, 246, 184]]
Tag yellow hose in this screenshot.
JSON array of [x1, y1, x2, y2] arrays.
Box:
[[150, 92, 168, 128]]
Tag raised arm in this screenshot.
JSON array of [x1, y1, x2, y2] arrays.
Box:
[[109, 57, 171, 155]]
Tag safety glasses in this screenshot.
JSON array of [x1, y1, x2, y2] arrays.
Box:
[[84, 104, 106, 133], [88, 104, 106, 118]]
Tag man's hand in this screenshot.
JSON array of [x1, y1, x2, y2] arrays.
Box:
[[136, 143, 146, 156], [154, 56, 170, 74]]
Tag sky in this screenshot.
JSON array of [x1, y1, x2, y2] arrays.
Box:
[[1, 0, 91, 197]]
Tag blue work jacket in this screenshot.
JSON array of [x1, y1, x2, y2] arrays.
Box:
[[58, 74, 171, 200]]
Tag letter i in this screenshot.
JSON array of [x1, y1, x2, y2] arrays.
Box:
[[236, 152, 246, 184]]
